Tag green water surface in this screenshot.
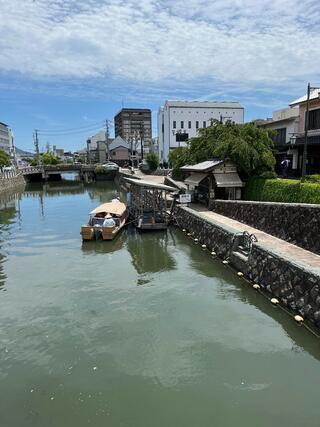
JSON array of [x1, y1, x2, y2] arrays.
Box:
[[0, 181, 319, 427]]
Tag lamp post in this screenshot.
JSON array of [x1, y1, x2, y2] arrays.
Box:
[[302, 82, 320, 176]]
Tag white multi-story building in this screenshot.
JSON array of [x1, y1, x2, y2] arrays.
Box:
[[157, 101, 244, 162], [0, 122, 14, 157]]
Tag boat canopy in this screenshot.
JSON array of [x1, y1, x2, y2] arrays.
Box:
[[90, 201, 127, 216]]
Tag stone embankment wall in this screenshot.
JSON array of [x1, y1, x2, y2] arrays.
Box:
[[174, 206, 320, 331], [0, 171, 26, 195], [211, 200, 320, 255]]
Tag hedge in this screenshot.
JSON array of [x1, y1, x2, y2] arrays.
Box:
[[244, 177, 320, 204]]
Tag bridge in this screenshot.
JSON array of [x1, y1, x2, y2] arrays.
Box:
[[20, 164, 96, 182]]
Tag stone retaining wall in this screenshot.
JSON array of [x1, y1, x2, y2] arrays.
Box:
[[174, 206, 320, 331], [0, 172, 25, 195], [211, 200, 320, 255]]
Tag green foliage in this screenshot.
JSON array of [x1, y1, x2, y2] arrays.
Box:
[[168, 147, 190, 180], [244, 177, 320, 204], [40, 153, 59, 165], [0, 149, 11, 167], [258, 170, 277, 179], [301, 174, 320, 183], [169, 121, 276, 179], [145, 153, 159, 171]]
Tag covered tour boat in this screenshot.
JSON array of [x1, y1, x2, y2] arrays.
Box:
[[81, 199, 128, 241]]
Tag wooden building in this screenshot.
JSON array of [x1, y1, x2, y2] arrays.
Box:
[[181, 159, 243, 205]]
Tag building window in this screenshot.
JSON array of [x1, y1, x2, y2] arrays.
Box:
[[176, 133, 188, 142], [273, 128, 286, 145], [162, 123, 164, 133], [173, 121, 176, 129], [188, 121, 191, 129], [203, 121, 206, 128], [308, 108, 320, 130], [181, 121, 184, 129], [196, 121, 199, 129]]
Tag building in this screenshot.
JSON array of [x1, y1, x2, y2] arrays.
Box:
[[289, 89, 320, 175], [114, 108, 152, 157], [86, 130, 113, 164], [108, 136, 130, 165], [255, 88, 320, 175], [157, 101, 244, 162], [0, 122, 15, 160], [181, 159, 244, 204], [52, 145, 65, 159], [254, 107, 300, 173]]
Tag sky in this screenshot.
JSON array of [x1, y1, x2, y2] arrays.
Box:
[[0, 0, 319, 152]]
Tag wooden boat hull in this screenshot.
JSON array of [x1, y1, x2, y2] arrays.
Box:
[[81, 226, 95, 241]]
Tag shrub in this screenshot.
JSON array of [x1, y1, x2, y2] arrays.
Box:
[[258, 171, 277, 179], [244, 177, 320, 204], [301, 174, 320, 183], [0, 149, 11, 167], [145, 153, 159, 171]]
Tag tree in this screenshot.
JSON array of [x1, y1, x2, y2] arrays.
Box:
[[170, 121, 276, 179], [0, 149, 11, 169], [32, 153, 59, 165], [145, 152, 159, 171]]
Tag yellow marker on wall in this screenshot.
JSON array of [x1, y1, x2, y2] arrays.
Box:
[[294, 315, 304, 323]]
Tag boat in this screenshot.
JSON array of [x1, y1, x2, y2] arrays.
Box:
[[81, 199, 128, 241]]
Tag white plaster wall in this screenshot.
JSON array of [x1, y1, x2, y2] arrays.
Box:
[[159, 103, 244, 161]]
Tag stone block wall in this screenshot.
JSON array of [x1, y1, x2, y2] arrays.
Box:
[[0, 172, 25, 195], [174, 206, 320, 330], [211, 200, 320, 255]]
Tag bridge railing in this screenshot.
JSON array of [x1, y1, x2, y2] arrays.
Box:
[[19, 166, 43, 175]]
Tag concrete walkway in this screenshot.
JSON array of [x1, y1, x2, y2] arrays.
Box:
[[120, 168, 166, 185], [189, 204, 320, 274]]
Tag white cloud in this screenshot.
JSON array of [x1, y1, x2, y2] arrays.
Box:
[[0, 0, 319, 91]]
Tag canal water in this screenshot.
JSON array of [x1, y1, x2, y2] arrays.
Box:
[[0, 181, 319, 427]]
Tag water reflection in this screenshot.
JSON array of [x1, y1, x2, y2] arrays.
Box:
[[126, 228, 176, 275], [81, 231, 126, 255], [172, 227, 320, 361], [0, 191, 21, 290]]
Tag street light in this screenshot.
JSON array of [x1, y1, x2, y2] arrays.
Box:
[[302, 82, 320, 176]]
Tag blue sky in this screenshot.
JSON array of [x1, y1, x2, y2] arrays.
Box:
[[0, 0, 319, 152]]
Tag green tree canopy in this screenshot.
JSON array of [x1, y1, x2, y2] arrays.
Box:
[[31, 153, 59, 166], [0, 149, 11, 168], [169, 121, 276, 179], [145, 152, 159, 171]]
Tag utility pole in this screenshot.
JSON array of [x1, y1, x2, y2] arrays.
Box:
[[302, 82, 311, 177], [34, 129, 40, 164], [139, 122, 144, 161], [105, 119, 110, 161]]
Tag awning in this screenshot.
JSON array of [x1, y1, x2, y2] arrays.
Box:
[[213, 172, 244, 188], [184, 173, 208, 186], [90, 201, 127, 216]]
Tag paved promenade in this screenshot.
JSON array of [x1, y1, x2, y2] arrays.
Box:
[[189, 204, 320, 275]]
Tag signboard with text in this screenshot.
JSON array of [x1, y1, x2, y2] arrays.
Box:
[[179, 194, 191, 204]]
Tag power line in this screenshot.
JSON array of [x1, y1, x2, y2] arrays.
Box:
[[38, 126, 105, 137], [38, 120, 105, 135]]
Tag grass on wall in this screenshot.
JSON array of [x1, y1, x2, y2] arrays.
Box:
[[244, 177, 320, 204]]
